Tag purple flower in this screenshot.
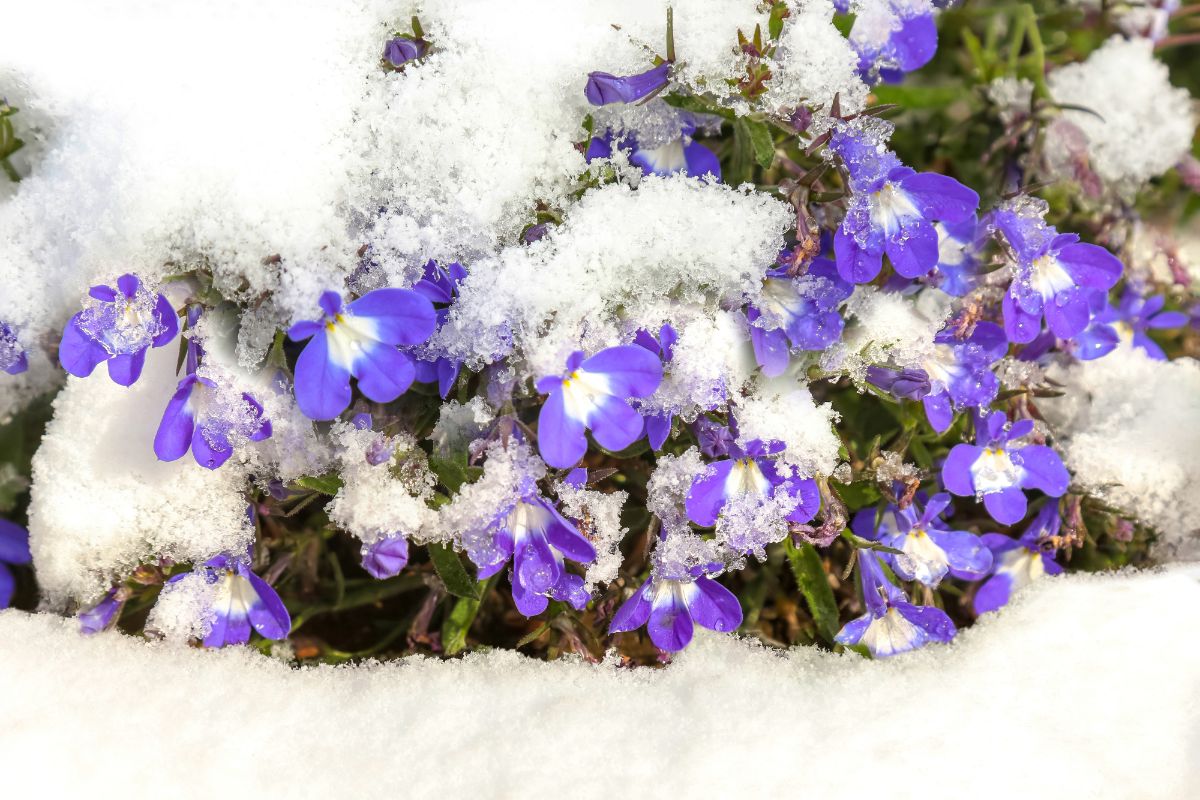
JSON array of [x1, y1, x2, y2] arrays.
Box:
[[685, 438, 820, 530], [0, 518, 31, 609], [633, 324, 677, 450], [361, 535, 410, 579], [586, 124, 720, 180], [933, 216, 982, 296], [849, 0, 939, 83], [535, 345, 663, 469], [693, 416, 736, 458], [412, 261, 468, 398], [79, 588, 125, 634], [0, 322, 28, 375], [470, 494, 596, 617], [942, 411, 1070, 525], [1077, 289, 1187, 361], [59, 273, 179, 386], [830, 127, 978, 284], [748, 258, 853, 377], [854, 494, 992, 586], [835, 550, 956, 657], [584, 62, 671, 106], [287, 288, 437, 420], [991, 207, 1123, 344], [185, 553, 291, 648], [154, 379, 271, 471], [609, 574, 742, 651], [383, 37, 428, 67], [974, 501, 1064, 615], [867, 365, 931, 401]]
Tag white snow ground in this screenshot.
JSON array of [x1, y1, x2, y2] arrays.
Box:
[[1, 566, 1198, 798]]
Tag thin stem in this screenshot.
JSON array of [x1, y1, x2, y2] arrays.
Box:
[[666, 7, 675, 63], [1157, 32, 1200, 49], [0, 158, 19, 183]]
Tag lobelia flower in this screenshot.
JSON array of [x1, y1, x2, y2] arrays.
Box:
[[176, 553, 291, 648], [79, 587, 125, 634], [0, 518, 31, 608], [287, 288, 437, 421], [846, 0, 939, 83], [584, 62, 671, 106], [361, 535, 410, 579], [59, 273, 179, 386], [853, 493, 992, 587], [154, 320, 272, 469], [383, 36, 428, 68], [609, 572, 742, 651], [469, 493, 596, 616], [933, 215, 981, 296], [1075, 289, 1187, 361], [535, 345, 663, 469], [685, 436, 821, 531], [942, 410, 1070, 525], [412, 260, 467, 398], [830, 125, 979, 284], [991, 206, 1123, 344], [0, 322, 28, 375], [633, 324, 677, 450], [867, 320, 1008, 433], [586, 123, 720, 180], [748, 258, 854, 377], [693, 416, 736, 458], [974, 501, 1064, 615], [835, 549, 956, 657]]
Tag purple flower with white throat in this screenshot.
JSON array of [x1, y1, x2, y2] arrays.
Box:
[[586, 122, 720, 180], [609, 572, 742, 652], [854, 494, 992, 587], [974, 501, 1064, 615], [184, 553, 291, 648], [942, 411, 1070, 525], [748, 258, 853, 377], [361, 535, 410, 579], [154, 328, 271, 470], [536, 345, 663, 469], [469, 493, 596, 617], [991, 206, 1123, 344], [0, 322, 28, 375], [685, 436, 821, 533], [1077, 289, 1187, 361], [835, 549, 956, 658], [0, 518, 31, 608], [287, 288, 437, 421], [633, 324, 677, 450], [585, 62, 671, 106], [830, 126, 979, 284], [79, 587, 125, 634], [59, 273, 178, 386]]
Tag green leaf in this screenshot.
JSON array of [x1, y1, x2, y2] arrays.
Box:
[[442, 576, 494, 655], [428, 543, 481, 600], [786, 539, 839, 643], [428, 453, 482, 494], [768, 2, 787, 40], [745, 119, 775, 169], [870, 84, 962, 111], [291, 473, 344, 495]]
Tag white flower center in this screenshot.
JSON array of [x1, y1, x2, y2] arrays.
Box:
[[637, 138, 688, 173], [869, 183, 922, 235], [1030, 254, 1075, 300], [996, 547, 1045, 593], [970, 447, 1025, 494], [560, 369, 613, 424], [325, 313, 381, 370], [861, 607, 922, 657], [723, 458, 772, 499], [897, 528, 950, 585]]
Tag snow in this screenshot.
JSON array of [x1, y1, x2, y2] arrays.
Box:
[[26, 343, 253, 606], [1042, 346, 1200, 559], [1, 565, 1198, 797], [734, 379, 842, 477], [1046, 36, 1196, 191], [828, 285, 952, 382], [766, 0, 869, 123]]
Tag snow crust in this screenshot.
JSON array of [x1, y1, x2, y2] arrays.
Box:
[[1, 566, 1198, 797]]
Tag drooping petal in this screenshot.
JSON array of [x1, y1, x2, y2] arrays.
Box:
[[153, 378, 197, 462], [644, 412, 673, 451], [750, 322, 791, 378], [579, 346, 663, 398], [58, 318, 110, 377], [682, 140, 721, 180], [587, 394, 646, 453], [347, 288, 437, 346], [685, 459, 737, 527], [609, 578, 654, 633], [972, 573, 1013, 615], [543, 504, 597, 565], [895, 602, 956, 643], [511, 576, 550, 617], [834, 613, 871, 646], [647, 586, 694, 651], [191, 425, 233, 470], [537, 389, 589, 469], [922, 391, 954, 433], [106, 348, 147, 386], [1002, 291, 1043, 344], [584, 63, 671, 106], [884, 216, 940, 278], [1044, 288, 1091, 340], [151, 294, 180, 347], [351, 341, 416, 404], [243, 570, 292, 640], [834, 226, 884, 283], [933, 529, 994, 580], [983, 486, 1028, 525], [687, 577, 743, 633], [294, 330, 353, 421]]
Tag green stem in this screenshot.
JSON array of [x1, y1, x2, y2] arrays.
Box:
[[0, 158, 19, 183]]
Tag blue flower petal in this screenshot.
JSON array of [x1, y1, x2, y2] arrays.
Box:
[[351, 342, 416, 404], [983, 486, 1028, 525], [243, 569, 291, 640], [294, 329, 352, 421], [0, 519, 31, 565], [536, 388, 588, 469], [58, 317, 109, 377], [609, 578, 654, 633], [688, 577, 742, 633], [685, 459, 737, 527], [648, 586, 694, 651], [347, 287, 437, 346], [579, 345, 663, 398], [586, 394, 645, 453], [153, 377, 197, 462], [106, 348, 147, 387]]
